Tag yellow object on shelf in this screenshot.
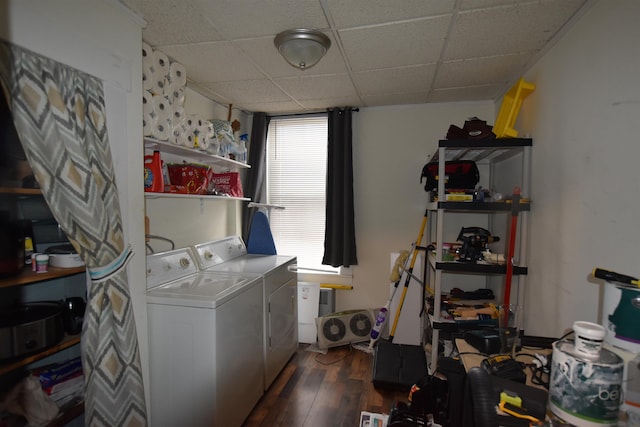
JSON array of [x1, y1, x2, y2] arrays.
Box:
[[494, 77, 535, 138]]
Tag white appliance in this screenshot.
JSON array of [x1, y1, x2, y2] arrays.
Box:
[[193, 236, 298, 390], [297, 282, 320, 344], [146, 247, 264, 427]]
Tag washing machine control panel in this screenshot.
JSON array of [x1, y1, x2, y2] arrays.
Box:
[[193, 236, 247, 269], [146, 247, 198, 289]]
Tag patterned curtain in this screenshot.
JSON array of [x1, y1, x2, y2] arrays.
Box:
[[0, 42, 147, 426]]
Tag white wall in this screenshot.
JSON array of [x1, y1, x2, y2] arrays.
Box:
[[345, 102, 495, 312], [518, 0, 640, 337]]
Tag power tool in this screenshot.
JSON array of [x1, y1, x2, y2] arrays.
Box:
[[456, 227, 500, 263]]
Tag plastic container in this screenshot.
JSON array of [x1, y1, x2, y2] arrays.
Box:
[[494, 77, 535, 138], [144, 150, 164, 193], [370, 306, 387, 340], [237, 134, 248, 163], [573, 321, 605, 358]]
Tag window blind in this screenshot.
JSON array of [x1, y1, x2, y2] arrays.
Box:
[[267, 116, 336, 272]]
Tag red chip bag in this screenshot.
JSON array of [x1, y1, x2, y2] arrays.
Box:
[[167, 163, 213, 195], [211, 172, 244, 197]]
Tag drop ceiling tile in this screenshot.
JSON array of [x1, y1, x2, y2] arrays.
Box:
[[121, 0, 223, 45], [192, 0, 328, 39], [340, 16, 451, 71], [203, 79, 293, 104], [326, 0, 455, 28], [235, 101, 305, 114], [352, 64, 436, 96], [159, 42, 265, 82], [234, 34, 348, 78], [362, 92, 429, 107], [435, 53, 531, 88], [274, 74, 358, 100], [444, 0, 586, 60], [427, 85, 501, 103]]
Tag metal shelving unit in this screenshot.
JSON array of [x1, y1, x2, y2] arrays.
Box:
[[425, 138, 532, 372]]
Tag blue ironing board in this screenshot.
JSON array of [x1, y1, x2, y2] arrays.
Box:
[[247, 210, 277, 255]]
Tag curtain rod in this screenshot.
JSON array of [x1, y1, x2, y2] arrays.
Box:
[[268, 107, 359, 119]]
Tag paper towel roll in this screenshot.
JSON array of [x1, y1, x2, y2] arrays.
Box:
[[164, 83, 185, 106], [168, 62, 187, 87], [153, 50, 170, 77]]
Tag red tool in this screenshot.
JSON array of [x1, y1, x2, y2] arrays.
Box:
[[503, 187, 521, 323]]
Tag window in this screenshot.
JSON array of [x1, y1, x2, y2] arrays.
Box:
[[266, 115, 337, 272]]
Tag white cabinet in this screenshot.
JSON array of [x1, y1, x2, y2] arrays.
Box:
[[424, 138, 532, 372]]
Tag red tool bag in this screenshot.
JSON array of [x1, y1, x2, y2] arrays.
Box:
[[420, 160, 480, 192]]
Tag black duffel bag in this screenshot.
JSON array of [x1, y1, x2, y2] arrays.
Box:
[[420, 160, 480, 192]]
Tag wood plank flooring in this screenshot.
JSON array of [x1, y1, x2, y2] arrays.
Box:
[[243, 344, 408, 427]]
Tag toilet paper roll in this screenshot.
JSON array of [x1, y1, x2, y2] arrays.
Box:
[[170, 105, 185, 127], [143, 112, 154, 137], [142, 42, 154, 73], [142, 65, 154, 91], [153, 49, 170, 77], [151, 114, 171, 141], [197, 133, 209, 151], [184, 115, 199, 132], [164, 83, 185, 106], [150, 75, 168, 97], [168, 62, 187, 87], [151, 95, 170, 117], [143, 91, 154, 117]]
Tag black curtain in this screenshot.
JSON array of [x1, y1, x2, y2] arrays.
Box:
[[322, 107, 358, 267], [242, 112, 270, 241]]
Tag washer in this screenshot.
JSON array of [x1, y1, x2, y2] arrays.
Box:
[[193, 236, 298, 389], [146, 247, 264, 427]]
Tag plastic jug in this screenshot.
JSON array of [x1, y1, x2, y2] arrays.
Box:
[[144, 150, 164, 192]]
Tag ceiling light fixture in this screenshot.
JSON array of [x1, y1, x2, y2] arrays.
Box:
[[274, 29, 331, 71]]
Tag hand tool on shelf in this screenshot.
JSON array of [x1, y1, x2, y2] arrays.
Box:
[[592, 267, 640, 288]]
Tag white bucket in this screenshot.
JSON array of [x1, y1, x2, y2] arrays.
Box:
[[573, 321, 605, 359], [548, 340, 623, 427]]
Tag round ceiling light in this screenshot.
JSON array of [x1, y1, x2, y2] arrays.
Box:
[[274, 29, 331, 70]]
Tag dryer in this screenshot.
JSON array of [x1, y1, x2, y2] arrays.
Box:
[[146, 247, 264, 427], [193, 236, 298, 389]]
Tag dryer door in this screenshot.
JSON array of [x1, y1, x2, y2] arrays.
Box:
[[265, 276, 297, 389]]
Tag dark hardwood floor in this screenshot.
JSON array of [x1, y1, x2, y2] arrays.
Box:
[[243, 344, 408, 427]]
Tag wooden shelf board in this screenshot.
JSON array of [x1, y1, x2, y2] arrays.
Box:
[[0, 335, 81, 376], [0, 266, 86, 289]]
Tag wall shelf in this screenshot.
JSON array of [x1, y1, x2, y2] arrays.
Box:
[[144, 192, 250, 201], [144, 137, 250, 169], [0, 266, 85, 289], [0, 335, 81, 376]]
